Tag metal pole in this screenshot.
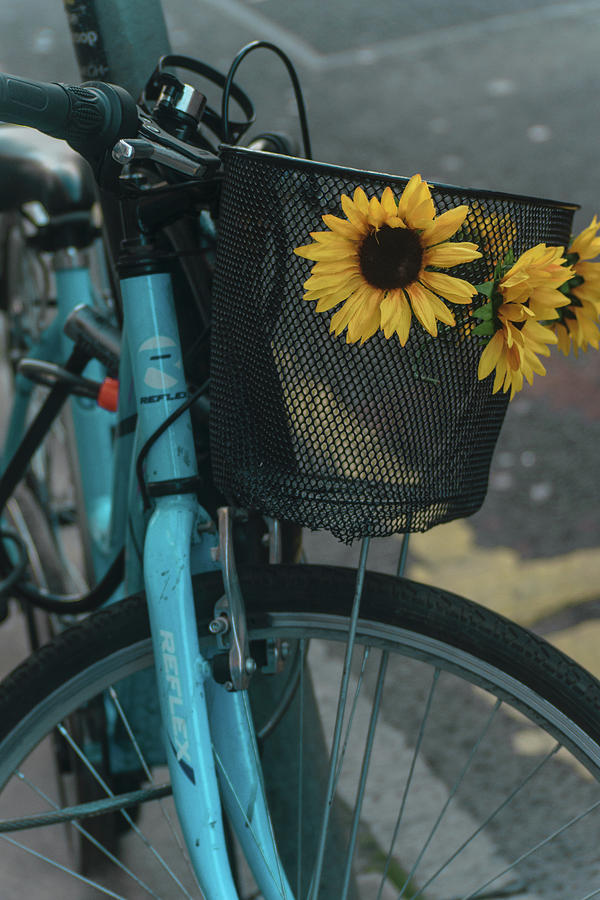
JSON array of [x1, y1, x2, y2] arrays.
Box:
[[63, 0, 172, 98]]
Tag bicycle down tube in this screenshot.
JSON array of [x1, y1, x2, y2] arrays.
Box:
[[120, 267, 294, 899]]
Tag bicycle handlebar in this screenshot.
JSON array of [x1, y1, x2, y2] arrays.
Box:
[[0, 73, 138, 161]]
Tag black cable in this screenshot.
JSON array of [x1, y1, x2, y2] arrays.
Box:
[[221, 41, 312, 159], [13, 550, 125, 614], [136, 380, 210, 511], [0, 346, 125, 611]]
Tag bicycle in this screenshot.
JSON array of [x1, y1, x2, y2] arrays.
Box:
[[0, 3, 600, 899]]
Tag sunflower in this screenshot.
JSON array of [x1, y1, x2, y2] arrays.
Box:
[[551, 217, 600, 356], [476, 243, 573, 398], [294, 176, 481, 345]]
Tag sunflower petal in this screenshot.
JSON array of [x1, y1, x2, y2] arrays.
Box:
[[425, 293, 456, 326], [304, 272, 362, 292], [330, 288, 369, 336], [380, 289, 412, 344], [320, 214, 363, 240], [421, 205, 469, 248], [478, 330, 505, 380], [353, 187, 369, 214], [311, 259, 359, 276], [419, 270, 477, 304], [423, 242, 482, 267], [341, 193, 368, 230], [381, 187, 398, 217], [294, 243, 353, 262], [368, 196, 386, 228], [347, 294, 382, 344], [398, 175, 435, 227], [406, 282, 438, 336], [309, 230, 356, 248]]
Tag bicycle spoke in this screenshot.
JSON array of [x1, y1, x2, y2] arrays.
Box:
[[0, 833, 127, 899], [396, 533, 410, 578], [413, 744, 560, 898], [341, 649, 389, 900], [398, 699, 502, 897], [56, 722, 195, 899], [460, 795, 600, 900], [11, 770, 161, 898], [107, 685, 194, 878], [376, 667, 440, 900], [297, 637, 306, 900], [213, 744, 288, 897], [308, 536, 371, 900], [333, 646, 371, 792]]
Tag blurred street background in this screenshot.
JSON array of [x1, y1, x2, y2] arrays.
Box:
[[1, 0, 600, 669]]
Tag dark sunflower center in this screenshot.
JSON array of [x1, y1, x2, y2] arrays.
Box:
[[359, 225, 423, 290]]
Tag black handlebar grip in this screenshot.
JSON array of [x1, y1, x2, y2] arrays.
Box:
[[0, 74, 138, 161], [0, 73, 70, 137]]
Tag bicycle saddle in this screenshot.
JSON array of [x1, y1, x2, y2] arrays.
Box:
[[0, 124, 96, 214]]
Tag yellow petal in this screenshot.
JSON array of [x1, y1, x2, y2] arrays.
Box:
[[397, 174, 423, 221], [320, 214, 363, 240], [295, 243, 352, 262], [423, 242, 482, 268], [478, 330, 505, 380], [368, 195, 386, 228], [315, 288, 354, 311], [311, 260, 360, 277], [341, 193, 368, 231], [381, 290, 412, 345], [346, 293, 382, 344], [309, 230, 356, 247], [381, 187, 398, 217], [419, 270, 477, 304], [330, 291, 365, 336], [304, 272, 362, 292], [405, 282, 438, 336], [421, 205, 469, 248], [571, 216, 600, 260], [353, 187, 369, 214], [425, 293, 456, 326]]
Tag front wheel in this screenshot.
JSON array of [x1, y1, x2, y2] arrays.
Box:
[[1, 565, 600, 899]]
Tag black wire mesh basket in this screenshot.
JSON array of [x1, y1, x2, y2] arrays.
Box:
[[210, 147, 577, 542]]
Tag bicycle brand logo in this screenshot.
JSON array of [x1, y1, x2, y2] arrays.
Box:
[[160, 629, 194, 775], [139, 335, 185, 402]]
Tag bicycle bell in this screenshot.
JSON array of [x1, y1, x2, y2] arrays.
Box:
[[152, 72, 207, 141]]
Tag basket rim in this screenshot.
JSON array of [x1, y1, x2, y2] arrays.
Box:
[[220, 145, 580, 213]]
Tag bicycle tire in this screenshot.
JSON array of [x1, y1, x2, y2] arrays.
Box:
[[1, 565, 600, 899]]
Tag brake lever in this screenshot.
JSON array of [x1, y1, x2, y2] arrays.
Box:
[[112, 108, 220, 178]]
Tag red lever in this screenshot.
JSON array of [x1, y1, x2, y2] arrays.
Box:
[[97, 377, 119, 412]]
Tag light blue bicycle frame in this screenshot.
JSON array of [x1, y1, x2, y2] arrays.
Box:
[[1, 256, 115, 583], [120, 270, 294, 899]]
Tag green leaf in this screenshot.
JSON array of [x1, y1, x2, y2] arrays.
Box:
[[471, 302, 494, 320], [475, 281, 495, 299], [472, 321, 496, 336]]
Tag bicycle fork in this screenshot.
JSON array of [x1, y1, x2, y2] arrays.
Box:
[[121, 270, 293, 899]]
